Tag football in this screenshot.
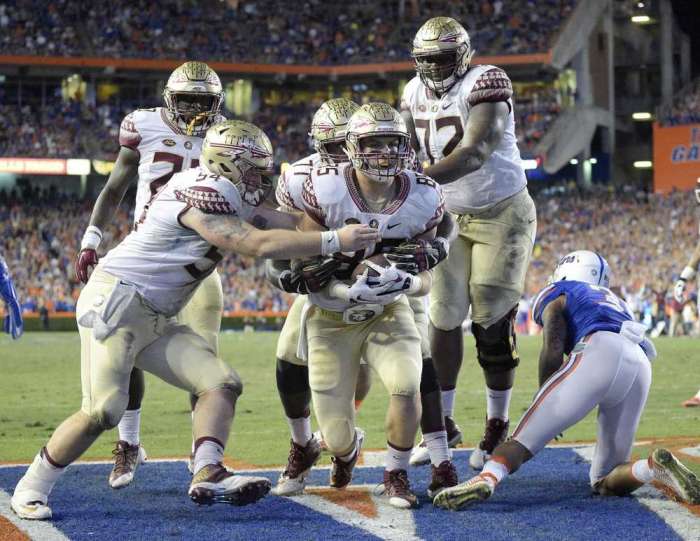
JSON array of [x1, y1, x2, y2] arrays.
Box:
[[350, 253, 390, 282]]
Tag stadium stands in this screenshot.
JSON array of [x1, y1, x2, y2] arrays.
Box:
[[658, 77, 700, 126]]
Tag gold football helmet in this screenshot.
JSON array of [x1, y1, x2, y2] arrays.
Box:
[[201, 120, 274, 206], [163, 61, 224, 135], [345, 103, 411, 184], [411, 17, 474, 94], [309, 98, 360, 164]]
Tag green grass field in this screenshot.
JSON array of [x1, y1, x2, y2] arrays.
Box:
[[1, 333, 699, 476]]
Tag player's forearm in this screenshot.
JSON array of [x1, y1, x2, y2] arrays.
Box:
[[253, 230, 329, 260], [406, 270, 432, 297], [88, 182, 130, 231], [685, 244, 700, 270], [435, 212, 456, 242]]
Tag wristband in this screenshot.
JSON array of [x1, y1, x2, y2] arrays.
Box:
[[80, 226, 103, 251], [680, 266, 696, 281], [329, 279, 351, 302], [320, 230, 341, 256]]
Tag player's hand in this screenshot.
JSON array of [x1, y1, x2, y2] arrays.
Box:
[[75, 248, 99, 284], [365, 263, 421, 297], [278, 257, 340, 294], [385, 237, 448, 274], [673, 279, 687, 303], [345, 271, 400, 304], [0, 258, 23, 340], [337, 224, 381, 253]]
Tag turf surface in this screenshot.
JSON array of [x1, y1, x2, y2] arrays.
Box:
[[0, 333, 698, 477]]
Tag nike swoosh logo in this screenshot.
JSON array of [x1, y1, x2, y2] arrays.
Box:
[[386, 223, 401, 230], [527, 218, 536, 224], [441, 102, 452, 110]]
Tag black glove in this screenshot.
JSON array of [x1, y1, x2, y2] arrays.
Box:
[[385, 237, 449, 274], [277, 257, 340, 294]]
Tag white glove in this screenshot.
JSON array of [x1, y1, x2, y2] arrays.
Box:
[[329, 273, 401, 304], [673, 266, 696, 302], [366, 262, 423, 296]]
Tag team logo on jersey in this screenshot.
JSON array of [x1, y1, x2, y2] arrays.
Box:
[[162, 139, 176, 147], [418, 105, 426, 112], [369, 219, 379, 229], [184, 141, 193, 149]]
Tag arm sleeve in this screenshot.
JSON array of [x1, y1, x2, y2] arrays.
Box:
[[118, 112, 142, 150], [467, 68, 513, 108]]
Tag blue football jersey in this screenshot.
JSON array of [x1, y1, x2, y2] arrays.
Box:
[[532, 280, 633, 355]]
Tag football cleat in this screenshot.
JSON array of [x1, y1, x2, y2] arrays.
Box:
[[10, 488, 52, 520], [681, 395, 700, 407], [469, 418, 509, 470], [271, 437, 322, 496], [433, 473, 494, 511], [649, 448, 700, 504], [330, 428, 365, 489], [445, 416, 464, 447], [189, 463, 271, 506], [312, 430, 329, 454], [109, 441, 147, 489], [374, 469, 418, 509], [427, 460, 459, 498]]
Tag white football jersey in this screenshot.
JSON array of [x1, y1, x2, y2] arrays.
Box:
[[119, 107, 225, 224], [302, 163, 445, 311], [401, 65, 527, 214], [275, 153, 321, 212], [100, 165, 255, 317]]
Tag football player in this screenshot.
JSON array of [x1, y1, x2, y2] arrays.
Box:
[[268, 100, 458, 498], [10, 120, 379, 520], [297, 103, 445, 509], [434, 251, 700, 510], [1, 255, 23, 339], [75, 61, 227, 488], [401, 17, 537, 469], [672, 178, 700, 407]]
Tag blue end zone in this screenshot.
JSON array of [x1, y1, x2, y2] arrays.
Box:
[[0, 448, 682, 541]]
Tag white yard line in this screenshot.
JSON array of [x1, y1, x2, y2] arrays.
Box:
[[0, 489, 70, 541]]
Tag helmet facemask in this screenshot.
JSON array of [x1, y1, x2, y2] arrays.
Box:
[[346, 133, 411, 184], [163, 62, 224, 136], [309, 98, 360, 165], [413, 43, 472, 94]]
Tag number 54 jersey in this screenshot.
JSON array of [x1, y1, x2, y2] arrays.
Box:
[[100, 166, 254, 317], [119, 107, 225, 224], [400, 65, 526, 214]]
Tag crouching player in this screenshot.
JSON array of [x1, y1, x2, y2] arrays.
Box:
[[435, 250, 700, 510], [10, 120, 379, 520]]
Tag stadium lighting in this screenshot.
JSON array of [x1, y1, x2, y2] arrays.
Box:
[[522, 159, 538, 170], [569, 158, 578, 165], [631, 15, 652, 24], [632, 112, 653, 121], [633, 160, 653, 169], [67, 159, 91, 175], [589, 158, 597, 164]]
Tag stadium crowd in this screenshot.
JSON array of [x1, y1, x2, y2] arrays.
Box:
[[0, 0, 577, 64], [658, 77, 700, 126], [1, 181, 698, 336]]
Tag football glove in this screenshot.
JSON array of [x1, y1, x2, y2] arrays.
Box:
[[276, 257, 340, 294], [385, 237, 449, 274], [345, 272, 402, 304], [75, 248, 99, 284], [364, 262, 423, 297], [0, 257, 23, 340]]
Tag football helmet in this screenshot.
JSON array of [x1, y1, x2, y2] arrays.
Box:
[[412, 17, 474, 94], [163, 61, 224, 136], [309, 98, 360, 164], [201, 120, 274, 207], [550, 250, 611, 288], [345, 103, 411, 184]]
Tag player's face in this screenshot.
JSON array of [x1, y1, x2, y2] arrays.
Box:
[[173, 93, 217, 122], [416, 51, 457, 83], [322, 141, 348, 163], [359, 135, 401, 170]]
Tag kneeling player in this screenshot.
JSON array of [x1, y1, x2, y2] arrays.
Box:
[[298, 103, 445, 509], [434, 251, 700, 510], [10, 120, 379, 520]]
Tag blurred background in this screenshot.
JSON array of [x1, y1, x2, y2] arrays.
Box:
[[1, 0, 699, 336]]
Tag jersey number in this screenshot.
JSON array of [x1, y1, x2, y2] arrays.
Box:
[[590, 285, 632, 317], [414, 117, 463, 165], [150, 152, 200, 195]]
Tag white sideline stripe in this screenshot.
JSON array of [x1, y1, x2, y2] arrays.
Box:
[[0, 489, 70, 541], [573, 446, 700, 541], [679, 446, 700, 458]]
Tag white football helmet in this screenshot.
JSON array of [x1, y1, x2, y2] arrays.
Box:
[[163, 61, 224, 136], [345, 102, 411, 184], [309, 98, 360, 164], [550, 250, 611, 288], [201, 120, 274, 206]]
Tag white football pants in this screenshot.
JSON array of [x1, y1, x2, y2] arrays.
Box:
[[511, 330, 651, 486]]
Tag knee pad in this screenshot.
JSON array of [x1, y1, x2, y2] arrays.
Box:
[[321, 417, 355, 456], [276, 359, 310, 394], [89, 391, 129, 431], [472, 306, 520, 373], [419, 358, 440, 395]]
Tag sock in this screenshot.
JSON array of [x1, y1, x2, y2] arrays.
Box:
[[481, 459, 509, 488], [441, 389, 456, 417], [486, 387, 512, 421], [192, 438, 224, 474], [631, 458, 654, 484], [16, 449, 66, 497], [423, 430, 449, 466], [287, 415, 312, 446], [338, 439, 358, 463], [117, 408, 141, 446], [385, 442, 412, 472]]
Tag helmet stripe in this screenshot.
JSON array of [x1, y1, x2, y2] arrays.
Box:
[[595, 252, 604, 285]]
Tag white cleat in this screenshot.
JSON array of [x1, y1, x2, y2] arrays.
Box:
[[109, 441, 147, 489], [189, 463, 271, 506], [271, 437, 322, 497], [409, 442, 453, 467], [11, 488, 52, 520]]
